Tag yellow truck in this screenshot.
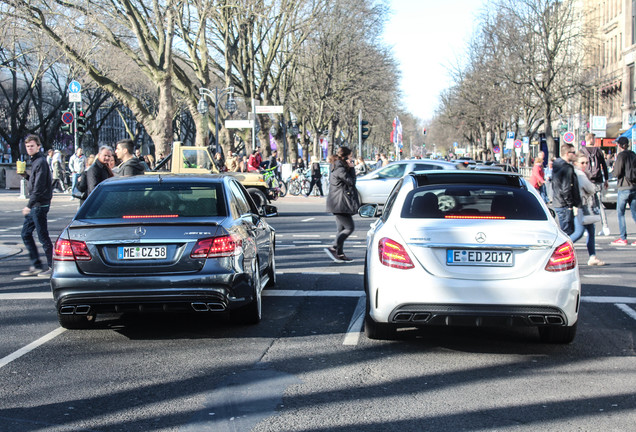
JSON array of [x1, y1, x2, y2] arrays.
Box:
[[152, 142, 278, 208]]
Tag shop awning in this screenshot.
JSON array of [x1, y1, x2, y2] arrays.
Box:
[[618, 123, 636, 139]]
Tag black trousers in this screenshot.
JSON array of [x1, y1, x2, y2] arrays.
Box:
[[307, 177, 323, 196], [333, 213, 355, 255]]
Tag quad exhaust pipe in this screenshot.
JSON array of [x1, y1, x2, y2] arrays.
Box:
[[529, 315, 564, 325], [191, 302, 226, 312]]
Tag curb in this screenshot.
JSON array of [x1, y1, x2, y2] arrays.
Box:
[[0, 245, 22, 260]]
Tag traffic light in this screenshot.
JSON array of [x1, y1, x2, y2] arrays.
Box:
[[423, 127, 427, 135], [76, 111, 86, 136], [360, 119, 370, 140]]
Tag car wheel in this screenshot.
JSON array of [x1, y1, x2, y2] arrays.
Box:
[[538, 323, 577, 344], [265, 243, 276, 288], [248, 188, 267, 209], [231, 261, 262, 325], [58, 312, 96, 330]]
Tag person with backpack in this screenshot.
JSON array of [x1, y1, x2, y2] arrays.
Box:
[[581, 133, 609, 192], [610, 136, 636, 246]]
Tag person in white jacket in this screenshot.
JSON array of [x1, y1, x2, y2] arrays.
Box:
[[571, 151, 605, 266]]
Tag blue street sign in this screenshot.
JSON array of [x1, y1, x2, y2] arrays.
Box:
[[69, 81, 81, 93], [507, 131, 515, 140]]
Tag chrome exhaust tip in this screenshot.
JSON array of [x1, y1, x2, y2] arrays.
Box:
[[75, 305, 91, 315], [60, 305, 75, 315], [546, 315, 564, 325], [191, 302, 209, 312], [528, 315, 546, 325], [412, 313, 431, 323], [394, 312, 414, 322], [206, 302, 226, 311]]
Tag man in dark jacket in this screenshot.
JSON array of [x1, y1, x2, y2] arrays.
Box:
[[19, 135, 53, 277], [85, 146, 114, 197], [551, 143, 581, 236], [610, 137, 636, 245], [114, 139, 145, 176]]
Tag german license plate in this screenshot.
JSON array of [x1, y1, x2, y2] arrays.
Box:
[[446, 249, 513, 266], [118, 246, 167, 260]]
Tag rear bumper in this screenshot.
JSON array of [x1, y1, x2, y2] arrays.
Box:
[[51, 270, 255, 315]]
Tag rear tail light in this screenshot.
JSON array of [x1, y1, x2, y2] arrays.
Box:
[[378, 237, 414, 269], [191, 235, 242, 258], [545, 241, 576, 272], [53, 239, 92, 261]]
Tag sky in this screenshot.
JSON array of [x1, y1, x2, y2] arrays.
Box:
[[382, 0, 488, 121]]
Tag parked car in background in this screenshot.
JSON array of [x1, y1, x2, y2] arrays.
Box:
[[51, 174, 277, 329], [601, 175, 617, 208], [356, 159, 462, 205], [359, 170, 580, 343]]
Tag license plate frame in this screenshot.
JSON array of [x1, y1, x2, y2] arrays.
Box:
[[117, 245, 167, 260], [446, 249, 513, 267]]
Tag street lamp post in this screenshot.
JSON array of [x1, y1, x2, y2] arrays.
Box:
[[197, 86, 237, 153]]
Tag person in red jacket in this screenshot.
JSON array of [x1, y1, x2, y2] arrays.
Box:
[[247, 149, 262, 172]]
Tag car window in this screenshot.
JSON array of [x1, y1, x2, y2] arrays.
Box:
[[228, 181, 251, 217], [381, 178, 404, 222], [400, 185, 547, 220], [377, 164, 406, 179], [413, 163, 442, 171], [78, 183, 226, 219]]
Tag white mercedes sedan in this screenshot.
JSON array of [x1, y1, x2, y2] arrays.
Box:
[[359, 170, 580, 343]]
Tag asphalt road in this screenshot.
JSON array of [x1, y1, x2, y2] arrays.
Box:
[[0, 190, 635, 431]]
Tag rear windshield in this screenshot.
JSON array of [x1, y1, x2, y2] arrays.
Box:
[[400, 185, 547, 220], [77, 183, 226, 219]]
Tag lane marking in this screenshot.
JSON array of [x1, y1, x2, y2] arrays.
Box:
[[292, 234, 320, 238], [263, 290, 363, 297], [582, 274, 621, 278], [301, 217, 315, 222], [581, 296, 636, 304], [615, 303, 636, 321], [0, 292, 52, 300], [0, 327, 66, 369], [343, 296, 365, 346]]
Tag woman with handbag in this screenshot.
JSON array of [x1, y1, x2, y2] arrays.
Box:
[[324, 146, 359, 263], [571, 152, 605, 266]]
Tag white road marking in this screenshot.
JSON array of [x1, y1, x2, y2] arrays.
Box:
[[582, 274, 621, 278], [263, 290, 363, 297], [343, 296, 365, 345], [0, 292, 52, 300], [293, 240, 321, 244], [615, 304, 636, 321], [581, 296, 636, 304], [0, 327, 66, 369], [292, 234, 320, 238], [301, 217, 315, 222]]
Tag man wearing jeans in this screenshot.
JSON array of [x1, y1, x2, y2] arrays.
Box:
[[551, 143, 581, 236], [610, 137, 636, 246], [19, 135, 53, 277]]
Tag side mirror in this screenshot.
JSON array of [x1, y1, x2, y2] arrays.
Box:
[[358, 203, 379, 218], [259, 204, 278, 217]]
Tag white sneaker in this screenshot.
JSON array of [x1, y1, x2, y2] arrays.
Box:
[[587, 256, 605, 266], [19, 266, 43, 276], [37, 267, 53, 277]]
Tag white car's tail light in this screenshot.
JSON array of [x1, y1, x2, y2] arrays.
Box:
[[53, 239, 92, 261], [545, 241, 576, 272], [191, 235, 242, 258], [378, 237, 414, 269]]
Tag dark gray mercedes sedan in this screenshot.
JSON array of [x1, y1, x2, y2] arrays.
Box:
[[50, 174, 276, 329]]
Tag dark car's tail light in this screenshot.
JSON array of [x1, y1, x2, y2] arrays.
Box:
[[378, 237, 414, 269], [191, 235, 242, 258], [545, 241, 576, 272], [54, 239, 92, 261]]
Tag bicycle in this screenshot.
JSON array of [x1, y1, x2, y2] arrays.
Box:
[[262, 166, 287, 197], [287, 169, 311, 196]]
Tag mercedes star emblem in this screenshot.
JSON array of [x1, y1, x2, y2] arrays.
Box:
[[134, 226, 147, 237], [475, 232, 486, 243]]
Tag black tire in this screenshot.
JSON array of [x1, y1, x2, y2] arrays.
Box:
[[288, 181, 300, 196], [538, 323, 577, 344], [58, 313, 96, 330], [248, 188, 267, 209], [231, 262, 262, 325], [301, 180, 310, 196], [278, 180, 287, 197]]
